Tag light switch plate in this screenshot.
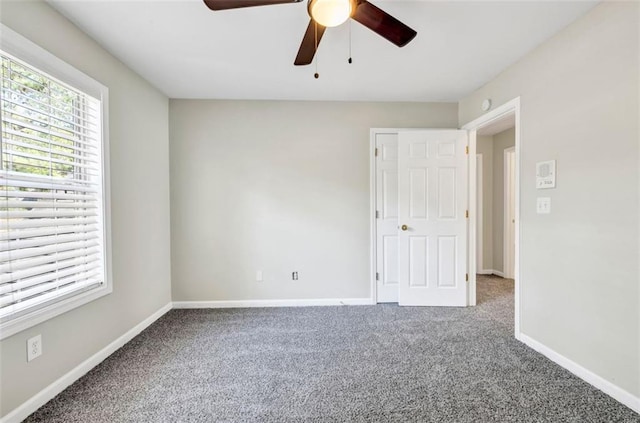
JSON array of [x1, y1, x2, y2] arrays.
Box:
[[537, 197, 551, 214]]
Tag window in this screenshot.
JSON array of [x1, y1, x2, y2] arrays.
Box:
[[0, 25, 110, 339]]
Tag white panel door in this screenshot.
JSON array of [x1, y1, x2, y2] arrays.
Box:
[[375, 133, 399, 302], [398, 130, 468, 306]]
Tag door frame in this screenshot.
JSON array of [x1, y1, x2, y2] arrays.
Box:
[[462, 97, 521, 340], [476, 153, 484, 274], [504, 147, 516, 279]]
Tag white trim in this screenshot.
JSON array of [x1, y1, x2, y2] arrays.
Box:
[[467, 131, 476, 306], [461, 99, 519, 133], [503, 147, 516, 279], [520, 334, 640, 414], [476, 154, 483, 280], [462, 97, 521, 340], [173, 298, 374, 309], [1, 287, 111, 340], [0, 302, 172, 423], [514, 102, 521, 339], [369, 129, 379, 304]]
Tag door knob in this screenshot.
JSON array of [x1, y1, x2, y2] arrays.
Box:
[[401, 224, 408, 231]]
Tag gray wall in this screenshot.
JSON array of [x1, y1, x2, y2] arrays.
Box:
[[460, 1, 639, 397], [170, 100, 458, 301], [492, 128, 515, 273], [0, 1, 172, 417]]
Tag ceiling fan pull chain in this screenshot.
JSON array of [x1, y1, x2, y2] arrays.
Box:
[[348, 19, 353, 64], [314, 21, 320, 79]]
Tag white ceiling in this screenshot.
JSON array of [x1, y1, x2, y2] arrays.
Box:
[[47, 0, 598, 101]]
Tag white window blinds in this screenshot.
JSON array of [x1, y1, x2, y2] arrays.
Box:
[[0, 51, 107, 323]]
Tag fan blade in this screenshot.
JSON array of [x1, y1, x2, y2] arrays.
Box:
[[294, 20, 326, 66], [352, 1, 417, 47], [203, 0, 302, 11]]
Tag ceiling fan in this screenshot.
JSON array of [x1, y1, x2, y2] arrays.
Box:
[[203, 0, 417, 66]]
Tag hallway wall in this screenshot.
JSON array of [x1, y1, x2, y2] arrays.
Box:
[[476, 128, 515, 274]]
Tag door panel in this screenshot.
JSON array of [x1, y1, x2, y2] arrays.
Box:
[[382, 171, 398, 219], [409, 236, 428, 287], [437, 236, 457, 287], [409, 169, 427, 218], [375, 133, 399, 302], [398, 130, 468, 307], [382, 235, 399, 285], [438, 167, 457, 219]]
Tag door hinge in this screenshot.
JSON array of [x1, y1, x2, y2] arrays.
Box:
[[465, 145, 469, 155], [375, 210, 380, 219], [465, 273, 469, 282], [376, 272, 379, 281], [375, 147, 379, 157], [465, 210, 469, 218]]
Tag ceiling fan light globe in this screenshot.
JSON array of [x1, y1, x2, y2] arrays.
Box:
[[309, 0, 353, 27]]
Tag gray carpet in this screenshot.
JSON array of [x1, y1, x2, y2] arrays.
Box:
[[26, 275, 639, 422]]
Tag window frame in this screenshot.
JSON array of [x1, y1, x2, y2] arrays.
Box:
[[0, 24, 112, 340]]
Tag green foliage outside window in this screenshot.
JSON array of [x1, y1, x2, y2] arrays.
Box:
[[1, 57, 83, 180]]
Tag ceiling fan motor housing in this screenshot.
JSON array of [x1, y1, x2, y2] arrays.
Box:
[[307, 0, 357, 27]]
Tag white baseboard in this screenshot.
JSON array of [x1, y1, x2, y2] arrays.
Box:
[[1, 302, 173, 423], [478, 269, 505, 278], [520, 333, 640, 414], [173, 297, 374, 309]]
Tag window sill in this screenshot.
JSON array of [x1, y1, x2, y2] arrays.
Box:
[[0, 284, 112, 340]]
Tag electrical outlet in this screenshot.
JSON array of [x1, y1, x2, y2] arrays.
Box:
[[292, 271, 298, 281], [27, 335, 42, 362], [256, 270, 263, 282]]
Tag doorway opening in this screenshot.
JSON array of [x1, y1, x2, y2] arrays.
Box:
[[475, 119, 515, 279], [463, 97, 521, 339]]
